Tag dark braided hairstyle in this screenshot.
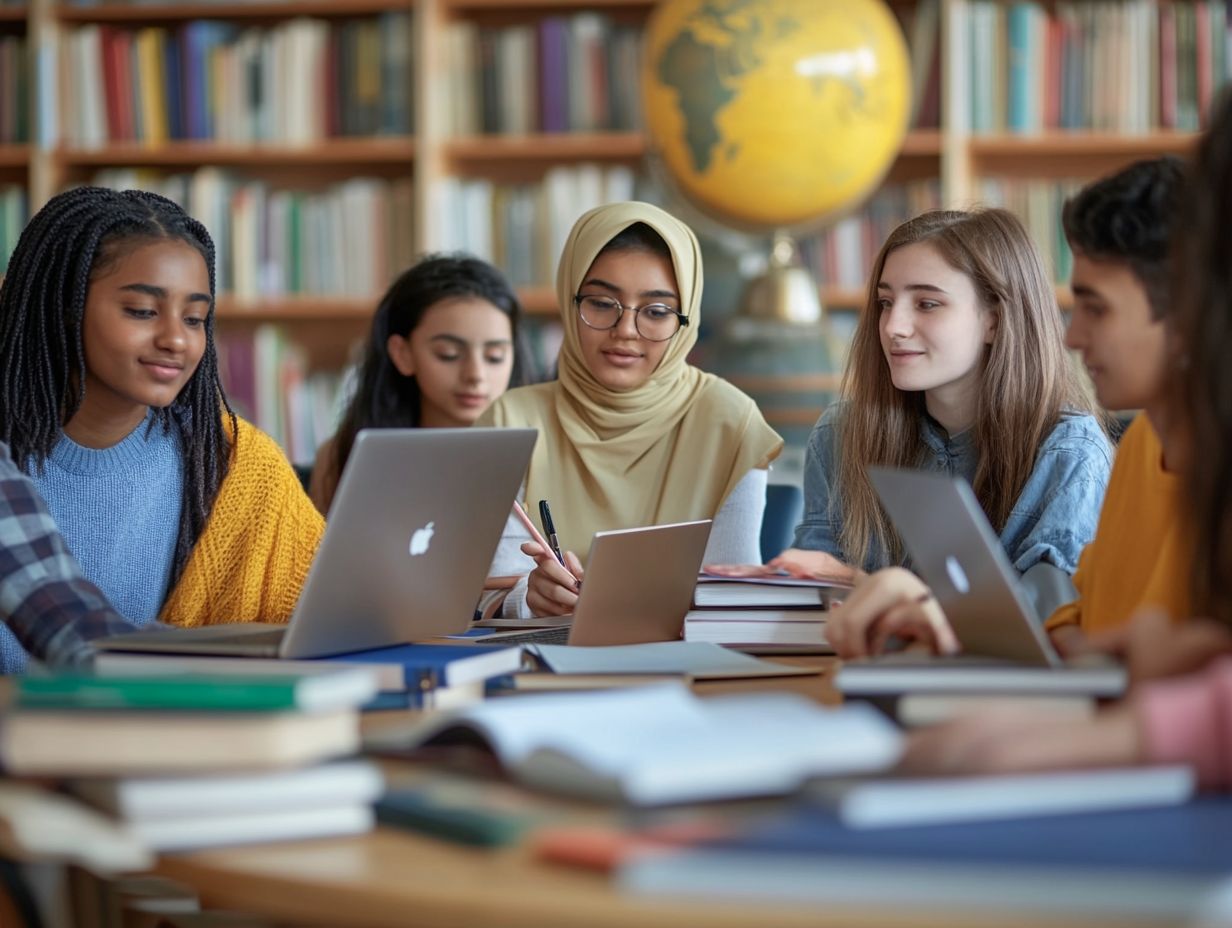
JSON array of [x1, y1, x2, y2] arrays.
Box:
[[0, 185, 236, 588], [331, 252, 522, 480]]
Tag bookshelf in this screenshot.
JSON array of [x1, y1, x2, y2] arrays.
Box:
[[2, 0, 1226, 455]]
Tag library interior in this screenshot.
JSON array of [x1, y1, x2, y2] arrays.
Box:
[[1, 0, 1231, 924]]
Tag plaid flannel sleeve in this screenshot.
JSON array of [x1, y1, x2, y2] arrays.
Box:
[[0, 448, 133, 668]]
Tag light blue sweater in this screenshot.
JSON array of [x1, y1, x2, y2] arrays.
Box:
[[3, 416, 184, 672]]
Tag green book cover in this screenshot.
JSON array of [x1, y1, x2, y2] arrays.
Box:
[[16, 674, 318, 713]]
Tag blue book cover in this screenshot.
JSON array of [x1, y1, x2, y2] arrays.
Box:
[[703, 798, 1232, 875], [1006, 3, 1031, 133], [181, 22, 206, 140], [323, 642, 523, 690], [623, 798, 1232, 918], [163, 32, 183, 140], [538, 17, 569, 133]]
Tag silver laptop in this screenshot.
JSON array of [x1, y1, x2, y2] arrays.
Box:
[[868, 466, 1071, 667], [473, 519, 713, 647], [98, 428, 537, 659]]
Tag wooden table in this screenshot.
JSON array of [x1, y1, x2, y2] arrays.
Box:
[[156, 825, 1167, 928], [150, 660, 1175, 928]]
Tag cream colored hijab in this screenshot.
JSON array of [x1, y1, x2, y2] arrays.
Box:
[[482, 201, 782, 560]]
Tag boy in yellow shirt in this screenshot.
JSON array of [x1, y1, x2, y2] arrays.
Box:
[[1044, 157, 1187, 644], [827, 157, 1191, 658]]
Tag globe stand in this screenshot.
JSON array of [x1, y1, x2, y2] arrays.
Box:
[[710, 233, 837, 444], [734, 231, 823, 326]]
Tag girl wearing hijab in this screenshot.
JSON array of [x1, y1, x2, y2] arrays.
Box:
[[480, 201, 783, 618]]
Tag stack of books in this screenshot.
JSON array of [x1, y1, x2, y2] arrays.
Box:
[[2, 670, 384, 851], [684, 573, 847, 653], [93, 641, 527, 711]]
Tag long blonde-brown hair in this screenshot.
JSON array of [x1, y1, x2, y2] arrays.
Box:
[[836, 208, 1097, 566]]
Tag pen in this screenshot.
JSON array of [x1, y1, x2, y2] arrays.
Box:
[[511, 500, 554, 555], [538, 499, 568, 569]]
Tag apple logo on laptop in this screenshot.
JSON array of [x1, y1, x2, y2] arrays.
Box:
[[944, 555, 971, 595], [409, 521, 435, 557]]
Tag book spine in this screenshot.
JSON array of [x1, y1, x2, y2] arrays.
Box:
[[17, 677, 305, 712]]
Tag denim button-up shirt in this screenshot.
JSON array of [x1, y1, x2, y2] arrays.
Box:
[[792, 403, 1113, 575]]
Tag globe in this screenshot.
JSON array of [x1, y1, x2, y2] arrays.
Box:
[[643, 0, 913, 232]]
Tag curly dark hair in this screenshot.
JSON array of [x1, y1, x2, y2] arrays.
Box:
[[1061, 156, 1186, 319], [330, 253, 522, 480], [0, 185, 235, 589]]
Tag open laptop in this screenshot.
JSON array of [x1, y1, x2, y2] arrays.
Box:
[[97, 427, 537, 659], [859, 467, 1125, 694], [868, 466, 1059, 666], [471, 519, 713, 647]]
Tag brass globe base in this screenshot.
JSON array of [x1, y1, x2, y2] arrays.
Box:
[[735, 232, 823, 326]]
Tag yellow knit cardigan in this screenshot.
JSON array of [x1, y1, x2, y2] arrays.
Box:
[[159, 418, 324, 627]]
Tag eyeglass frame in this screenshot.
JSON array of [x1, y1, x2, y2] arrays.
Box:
[[571, 293, 690, 341]]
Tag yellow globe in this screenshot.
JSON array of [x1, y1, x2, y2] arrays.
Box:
[[643, 0, 913, 232]]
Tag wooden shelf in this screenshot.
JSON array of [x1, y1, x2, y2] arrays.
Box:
[[0, 144, 30, 168], [447, 129, 937, 167], [516, 286, 558, 316], [823, 288, 865, 310], [446, 132, 644, 164], [56, 0, 410, 23], [900, 128, 943, 157], [215, 296, 376, 322], [443, 0, 652, 9], [57, 138, 416, 167], [970, 131, 1199, 159]]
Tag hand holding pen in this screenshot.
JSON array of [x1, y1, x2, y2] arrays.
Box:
[[537, 499, 567, 568], [510, 499, 583, 616]]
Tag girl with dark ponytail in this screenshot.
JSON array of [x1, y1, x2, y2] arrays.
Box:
[[0, 186, 323, 672], [309, 253, 521, 514]]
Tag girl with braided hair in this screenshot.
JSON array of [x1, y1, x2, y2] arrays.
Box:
[[0, 186, 323, 672]]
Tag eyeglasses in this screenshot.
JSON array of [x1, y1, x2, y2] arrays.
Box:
[[573, 294, 689, 342]]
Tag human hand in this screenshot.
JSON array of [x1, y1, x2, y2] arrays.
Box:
[[522, 541, 585, 617], [899, 704, 1142, 776], [765, 548, 860, 584], [826, 567, 959, 660], [1087, 608, 1232, 685]]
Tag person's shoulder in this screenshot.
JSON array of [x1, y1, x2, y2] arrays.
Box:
[[482, 382, 558, 426], [230, 416, 286, 462], [1116, 412, 1158, 452], [1040, 411, 1114, 458], [817, 400, 845, 429]]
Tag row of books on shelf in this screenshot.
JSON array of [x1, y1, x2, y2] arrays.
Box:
[[217, 324, 345, 467], [0, 34, 27, 145], [214, 316, 564, 464], [434, 163, 639, 287], [443, 15, 641, 137], [92, 167, 416, 300], [799, 179, 943, 293], [0, 184, 27, 274], [900, 0, 942, 131], [62, 13, 412, 149], [977, 177, 1084, 285], [798, 177, 1081, 294], [967, 0, 1229, 134]]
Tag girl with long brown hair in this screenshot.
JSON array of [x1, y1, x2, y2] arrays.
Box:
[[900, 93, 1232, 781], [773, 209, 1111, 618]]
